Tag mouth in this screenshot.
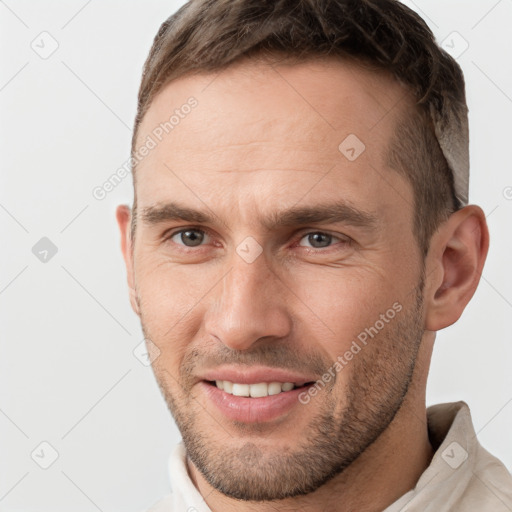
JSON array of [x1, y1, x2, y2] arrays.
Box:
[[198, 367, 320, 423], [200, 379, 317, 423], [204, 379, 316, 398]]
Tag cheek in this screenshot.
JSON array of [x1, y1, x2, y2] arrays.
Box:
[[137, 247, 212, 307], [290, 267, 405, 357], [135, 257, 213, 353]]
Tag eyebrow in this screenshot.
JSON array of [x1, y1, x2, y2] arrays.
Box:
[[142, 202, 211, 225], [141, 201, 378, 231]]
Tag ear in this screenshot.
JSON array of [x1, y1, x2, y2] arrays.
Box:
[[424, 205, 489, 331], [116, 204, 140, 316]]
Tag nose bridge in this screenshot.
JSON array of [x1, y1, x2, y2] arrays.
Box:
[[204, 249, 291, 350]]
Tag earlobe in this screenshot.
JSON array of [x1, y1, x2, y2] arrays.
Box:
[[424, 205, 489, 331], [129, 286, 141, 316], [116, 204, 140, 317]]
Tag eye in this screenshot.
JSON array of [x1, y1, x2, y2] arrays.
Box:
[[298, 232, 347, 249], [169, 229, 210, 247]]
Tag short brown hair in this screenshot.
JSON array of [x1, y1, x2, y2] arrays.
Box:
[[132, 0, 468, 255]]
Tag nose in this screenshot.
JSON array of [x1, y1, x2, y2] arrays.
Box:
[[203, 249, 292, 351]]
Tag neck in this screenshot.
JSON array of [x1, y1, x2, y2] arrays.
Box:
[[187, 337, 435, 512]]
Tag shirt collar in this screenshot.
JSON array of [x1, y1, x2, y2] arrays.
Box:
[[164, 401, 495, 512], [384, 400, 481, 511]]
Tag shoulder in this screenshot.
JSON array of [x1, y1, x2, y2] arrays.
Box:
[[427, 401, 512, 511], [465, 444, 512, 510]]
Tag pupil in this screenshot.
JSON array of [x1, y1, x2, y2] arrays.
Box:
[[182, 230, 204, 246], [309, 233, 331, 248]]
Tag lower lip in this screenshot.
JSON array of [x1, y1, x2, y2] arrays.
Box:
[[199, 381, 312, 423]]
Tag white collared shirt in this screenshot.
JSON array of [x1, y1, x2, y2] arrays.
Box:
[[145, 402, 512, 511]]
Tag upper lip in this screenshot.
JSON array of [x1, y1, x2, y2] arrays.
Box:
[[199, 366, 318, 385]]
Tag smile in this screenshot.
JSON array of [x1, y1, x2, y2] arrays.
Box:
[[201, 380, 316, 423], [209, 380, 313, 398]]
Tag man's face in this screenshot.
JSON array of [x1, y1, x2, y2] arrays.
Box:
[[124, 57, 427, 500]]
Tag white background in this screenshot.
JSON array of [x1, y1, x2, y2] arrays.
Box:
[[0, 1, 511, 511]]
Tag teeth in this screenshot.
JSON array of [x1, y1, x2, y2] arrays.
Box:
[[214, 380, 300, 397], [249, 382, 267, 398], [232, 383, 250, 397], [268, 382, 282, 396]]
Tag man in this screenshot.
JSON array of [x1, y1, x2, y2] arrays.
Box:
[[116, 0, 512, 510]]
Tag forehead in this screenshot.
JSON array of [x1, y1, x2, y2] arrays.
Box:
[[137, 56, 410, 148], [134, 56, 414, 221]]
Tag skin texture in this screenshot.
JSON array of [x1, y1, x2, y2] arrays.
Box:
[[117, 57, 489, 512]]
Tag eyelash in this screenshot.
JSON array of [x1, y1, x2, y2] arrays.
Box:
[[295, 232, 351, 251], [163, 227, 351, 252]]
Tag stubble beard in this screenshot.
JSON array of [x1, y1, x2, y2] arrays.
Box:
[[141, 278, 425, 501]]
